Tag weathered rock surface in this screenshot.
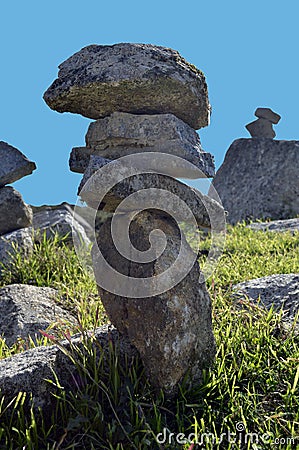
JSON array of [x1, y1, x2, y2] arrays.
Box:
[[245, 118, 275, 138], [43, 43, 210, 129], [248, 218, 299, 234], [79, 155, 225, 230], [0, 141, 36, 187], [32, 203, 94, 238], [0, 324, 138, 410], [0, 186, 33, 235], [0, 228, 33, 272], [255, 107, 281, 124], [92, 211, 216, 393], [79, 112, 215, 178], [233, 274, 299, 325], [211, 138, 299, 224], [33, 207, 91, 247], [86, 112, 204, 150], [70, 144, 215, 179], [0, 284, 76, 346]]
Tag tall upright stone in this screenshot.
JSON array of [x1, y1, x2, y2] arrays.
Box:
[[92, 211, 216, 392]]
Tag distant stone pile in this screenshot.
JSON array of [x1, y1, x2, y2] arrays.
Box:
[[0, 141, 36, 270], [212, 108, 299, 224], [44, 43, 225, 393], [246, 107, 281, 139]]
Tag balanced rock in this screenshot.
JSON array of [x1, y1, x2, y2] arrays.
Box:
[[233, 274, 299, 327], [255, 107, 281, 124], [245, 107, 280, 139], [70, 112, 215, 178], [43, 43, 210, 129], [0, 284, 76, 346], [0, 186, 32, 235], [0, 141, 36, 187], [246, 118, 276, 139], [92, 211, 216, 393], [0, 228, 33, 273], [211, 138, 299, 224], [79, 155, 225, 229]]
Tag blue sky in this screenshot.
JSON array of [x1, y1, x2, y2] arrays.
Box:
[[1, 1, 298, 205]]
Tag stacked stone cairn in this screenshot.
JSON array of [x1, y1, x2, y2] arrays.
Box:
[[44, 43, 225, 394], [212, 107, 299, 224], [0, 141, 36, 270], [246, 107, 281, 138]]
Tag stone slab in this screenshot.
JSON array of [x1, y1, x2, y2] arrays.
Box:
[[43, 43, 210, 129], [81, 112, 215, 178], [255, 107, 281, 124], [85, 112, 203, 149], [78, 155, 225, 230], [70, 143, 215, 179]]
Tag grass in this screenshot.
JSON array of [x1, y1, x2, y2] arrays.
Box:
[[0, 224, 298, 449]]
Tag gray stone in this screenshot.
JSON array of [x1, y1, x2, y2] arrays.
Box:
[[33, 202, 109, 240], [248, 218, 299, 234], [33, 207, 91, 248], [0, 228, 33, 272], [93, 211, 216, 393], [70, 113, 216, 178], [255, 107, 281, 124], [32, 203, 94, 238], [0, 324, 138, 410], [245, 118, 275, 138], [86, 112, 204, 150], [0, 186, 32, 235], [0, 141, 36, 187], [79, 155, 225, 230], [233, 274, 299, 325], [211, 138, 299, 224], [70, 144, 215, 179], [0, 284, 76, 346], [43, 43, 210, 129]]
